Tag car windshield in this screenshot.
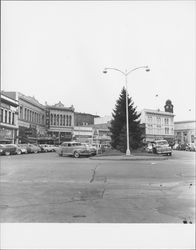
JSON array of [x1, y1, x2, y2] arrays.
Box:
[[156, 141, 168, 146]]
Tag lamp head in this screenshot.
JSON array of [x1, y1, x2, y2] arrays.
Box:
[[146, 66, 150, 72], [103, 69, 107, 74]]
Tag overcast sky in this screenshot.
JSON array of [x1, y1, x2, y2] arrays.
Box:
[[1, 1, 195, 121]]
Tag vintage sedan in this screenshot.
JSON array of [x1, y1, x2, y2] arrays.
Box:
[[152, 140, 172, 156], [0, 144, 22, 156], [58, 141, 94, 158], [26, 144, 41, 153], [17, 144, 28, 154]]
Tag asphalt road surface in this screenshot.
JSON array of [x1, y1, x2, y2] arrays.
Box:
[[0, 150, 195, 223]]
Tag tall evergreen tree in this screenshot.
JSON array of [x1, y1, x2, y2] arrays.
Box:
[[109, 87, 142, 152]]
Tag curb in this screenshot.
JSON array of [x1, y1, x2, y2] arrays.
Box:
[[89, 156, 169, 161]]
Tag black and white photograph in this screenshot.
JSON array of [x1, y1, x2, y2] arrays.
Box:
[[0, 0, 195, 249]]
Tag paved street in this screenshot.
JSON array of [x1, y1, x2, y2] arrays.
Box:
[[0, 151, 195, 223]]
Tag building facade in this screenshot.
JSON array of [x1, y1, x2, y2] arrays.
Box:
[[73, 126, 93, 143], [174, 120, 196, 145], [46, 102, 74, 143], [74, 112, 99, 126], [140, 100, 175, 144], [0, 92, 19, 143], [4, 92, 47, 143]]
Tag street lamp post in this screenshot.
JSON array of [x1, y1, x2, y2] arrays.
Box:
[[103, 66, 150, 156]]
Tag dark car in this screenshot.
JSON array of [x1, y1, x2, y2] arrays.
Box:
[[0, 144, 22, 156]]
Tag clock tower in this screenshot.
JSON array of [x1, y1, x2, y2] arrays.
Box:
[[164, 100, 174, 113]]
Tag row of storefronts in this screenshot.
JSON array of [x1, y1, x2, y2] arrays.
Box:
[[1, 92, 195, 146]]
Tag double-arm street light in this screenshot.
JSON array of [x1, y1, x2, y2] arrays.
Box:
[[103, 66, 150, 156]]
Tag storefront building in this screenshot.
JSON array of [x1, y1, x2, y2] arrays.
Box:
[[46, 101, 74, 144], [4, 92, 46, 143], [174, 120, 196, 145], [0, 92, 19, 143]]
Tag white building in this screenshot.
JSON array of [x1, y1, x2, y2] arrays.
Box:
[[73, 126, 93, 143], [140, 100, 175, 143], [0, 92, 19, 143], [174, 120, 196, 145]]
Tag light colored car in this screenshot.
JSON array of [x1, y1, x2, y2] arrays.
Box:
[[26, 144, 41, 153], [17, 144, 28, 154], [39, 144, 54, 152], [58, 141, 94, 158], [152, 140, 172, 156]]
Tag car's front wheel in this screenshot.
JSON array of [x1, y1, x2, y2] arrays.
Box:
[[5, 151, 11, 156], [16, 150, 22, 155], [74, 151, 80, 158]]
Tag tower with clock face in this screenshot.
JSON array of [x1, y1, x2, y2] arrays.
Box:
[[164, 100, 174, 113]]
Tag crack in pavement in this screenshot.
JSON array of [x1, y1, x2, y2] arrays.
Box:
[[90, 164, 99, 183]]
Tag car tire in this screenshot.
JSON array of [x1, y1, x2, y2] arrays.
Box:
[[16, 150, 22, 155], [5, 151, 11, 156], [74, 151, 80, 158]]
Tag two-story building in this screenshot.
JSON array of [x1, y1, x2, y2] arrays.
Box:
[[0, 92, 19, 143], [45, 101, 75, 143], [140, 100, 175, 144], [3, 92, 47, 143]]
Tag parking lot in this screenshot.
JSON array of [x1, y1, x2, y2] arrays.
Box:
[[0, 150, 195, 223]]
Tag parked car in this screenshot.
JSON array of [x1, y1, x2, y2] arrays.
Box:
[[0, 144, 22, 156], [81, 143, 97, 156], [17, 144, 28, 154], [26, 144, 41, 153], [179, 143, 190, 151], [152, 140, 172, 156], [58, 141, 95, 158], [39, 144, 54, 152]]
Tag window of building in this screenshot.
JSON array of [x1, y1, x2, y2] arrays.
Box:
[[148, 116, 153, 123], [0, 109, 3, 122], [24, 108, 27, 120], [9, 112, 11, 124], [60, 115, 62, 126], [66, 115, 68, 126], [157, 116, 161, 123], [27, 109, 29, 121], [165, 127, 169, 134], [57, 115, 59, 126], [63, 115, 65, 126], [191, 135, 194, 143], [12, 113, 15, 125], [164, 118, 169, 125], [50, 114, 53, 125], [5, 110, 7, 123], [69, 115, 72, 126], [19, 106, 23, 119], [54, 114, 56, 125], [42, 115, 44, 125]]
